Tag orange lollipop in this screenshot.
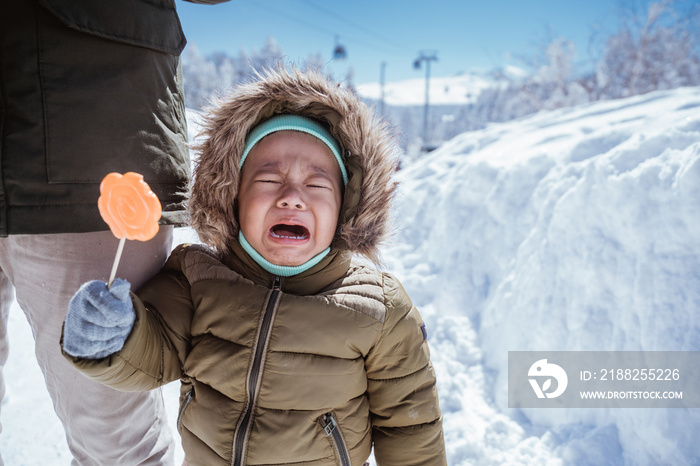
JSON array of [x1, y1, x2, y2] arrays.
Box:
[[98, 172, 162, 287], [98, 172, 162, 241]]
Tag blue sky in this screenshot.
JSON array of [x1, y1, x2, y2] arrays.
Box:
[[176, 0, 641, 84]]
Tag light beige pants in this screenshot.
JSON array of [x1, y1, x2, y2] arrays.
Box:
[[0, 229, 176, 465]]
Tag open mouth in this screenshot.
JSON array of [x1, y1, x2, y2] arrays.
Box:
[[270, 224, 310, 240]]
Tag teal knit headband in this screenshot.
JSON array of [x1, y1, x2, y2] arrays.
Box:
[[240, 114, 349, 185]]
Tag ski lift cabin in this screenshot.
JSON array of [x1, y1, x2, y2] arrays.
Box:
[[333, 36, 347, 60]]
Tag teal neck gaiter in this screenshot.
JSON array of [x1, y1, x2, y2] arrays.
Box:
[[238, 231, 331, 277]]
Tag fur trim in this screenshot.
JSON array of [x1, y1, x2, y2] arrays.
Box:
[[189, 68, 399, 264]]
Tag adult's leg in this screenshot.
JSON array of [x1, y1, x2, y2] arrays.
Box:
[[0, 267, 13, 466], [2, 229, 176, 466]]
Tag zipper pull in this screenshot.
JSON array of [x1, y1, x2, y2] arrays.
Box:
[[272, 276, 282, 291], [322, 412, 337, 436]]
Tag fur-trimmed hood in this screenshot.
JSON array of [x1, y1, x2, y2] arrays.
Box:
[[189, 68, 399, 264]]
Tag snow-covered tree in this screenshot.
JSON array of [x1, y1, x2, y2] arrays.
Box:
[[597, 0, 700, 99], [301, 53, 327, 74], [182, 37, 285, 109], [247, 36, 284, 76], [182, 44, 219, 109]]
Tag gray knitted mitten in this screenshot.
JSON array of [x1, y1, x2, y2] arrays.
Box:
[[63, 279, 135, 359]]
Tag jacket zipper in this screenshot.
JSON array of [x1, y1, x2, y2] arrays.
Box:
[[231, 276, 283, 466], [177, 387, 194, 430], [322, 412, 351, 466]]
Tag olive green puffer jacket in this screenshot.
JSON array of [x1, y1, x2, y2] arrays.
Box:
[[66, 243, 446, 465]]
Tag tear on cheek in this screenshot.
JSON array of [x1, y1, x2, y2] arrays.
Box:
[[270, 224, 310, 239]]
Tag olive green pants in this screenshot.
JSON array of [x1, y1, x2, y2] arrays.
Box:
[[0, 229, 176, 465]]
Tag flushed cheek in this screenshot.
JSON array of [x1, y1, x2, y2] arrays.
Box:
[[240, 197, 272, 233], [318, 206, 341, 238]]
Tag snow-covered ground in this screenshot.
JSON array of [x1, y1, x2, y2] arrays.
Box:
[[2, 87, 699, 465]]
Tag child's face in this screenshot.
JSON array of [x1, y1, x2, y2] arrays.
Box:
[[238, 131, 343, 267]]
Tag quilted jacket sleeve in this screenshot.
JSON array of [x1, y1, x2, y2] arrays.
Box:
[[62, 245, 195, 391], [364, 273, 446, 466]]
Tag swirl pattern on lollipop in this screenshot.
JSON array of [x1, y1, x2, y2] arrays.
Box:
[[98, 172, 162, 241]]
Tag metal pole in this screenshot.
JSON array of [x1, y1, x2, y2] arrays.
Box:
[[423, 58, 430, 148], [414, 51, 438, 151], [380, 61, 386, 117]]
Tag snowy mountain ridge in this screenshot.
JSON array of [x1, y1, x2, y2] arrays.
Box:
[[356, 70, 497, 106]]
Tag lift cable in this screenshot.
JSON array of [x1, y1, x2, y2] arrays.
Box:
[[300, 0, 412, 54], [250, 1, 412, 57]]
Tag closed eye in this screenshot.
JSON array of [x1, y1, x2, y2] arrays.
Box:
[[306, 176, 335, 189]]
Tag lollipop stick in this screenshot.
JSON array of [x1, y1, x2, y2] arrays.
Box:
[[107, 237, 126, 289]]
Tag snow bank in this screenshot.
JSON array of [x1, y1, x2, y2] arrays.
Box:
[[385, 87, 700, 465]]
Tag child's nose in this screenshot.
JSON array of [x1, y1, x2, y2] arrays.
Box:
[[276, 186, 306, 210]]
